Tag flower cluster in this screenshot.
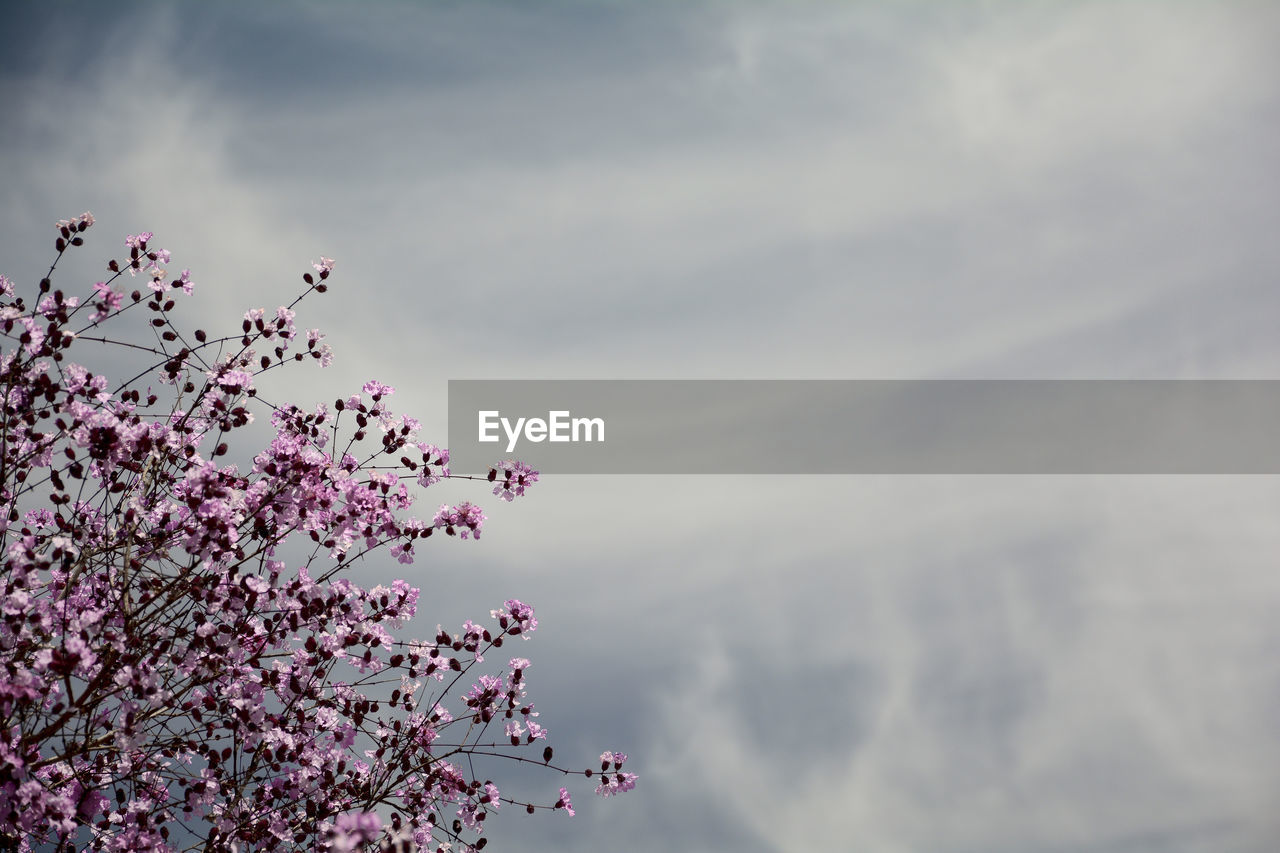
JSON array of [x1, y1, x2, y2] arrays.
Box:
[[593, 752, 638, 797], [0, 216, 634, 852], [433, 502, 486, 540], [488, 461, 539, 502]]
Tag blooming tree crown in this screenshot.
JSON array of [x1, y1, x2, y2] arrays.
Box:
[[0, 215, 632, 852]]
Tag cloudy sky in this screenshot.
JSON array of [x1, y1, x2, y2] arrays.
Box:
[[3, 2, 1280, 851]]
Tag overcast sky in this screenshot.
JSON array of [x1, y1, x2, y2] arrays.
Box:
[[3, 2, 1280, 851]]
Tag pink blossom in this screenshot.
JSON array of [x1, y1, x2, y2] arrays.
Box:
[[55, 211, 93, 231], [491, 459, 539, 501], [433, 501, 486, 539], [329, 812, 382, 851], [595, 771, 638, 798], [362, 379, 394, 399], [18, 317, 44, 355], [90, 281, 123, 322], [211, 368, 254, 392], [0, 223, 634, 850]]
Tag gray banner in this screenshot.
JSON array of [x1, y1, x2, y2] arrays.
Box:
[[446, 380, 1280, 474]]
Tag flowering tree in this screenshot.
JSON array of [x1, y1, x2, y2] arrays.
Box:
[[0, 214, 635, 852]]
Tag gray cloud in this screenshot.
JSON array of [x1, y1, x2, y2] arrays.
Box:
[[3, 2, 1280, 851]]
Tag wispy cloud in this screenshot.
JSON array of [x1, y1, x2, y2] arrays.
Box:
[[3, 3, 1279, 850]]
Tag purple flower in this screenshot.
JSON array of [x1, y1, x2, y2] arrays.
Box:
[[18, 317, 44, 355], [556, 787, 575, 817], [22, 509, 53, 528], [90, 282, 123, 322], [493, 599, 538, 637], [330, 812, 382, 851], [147, 271, 170, 293], [491, 460, 539, 501], [210, 369, 254, 393], [595, 771, 638, 798], [362, 379, 394, 399], [55, 211, 93, 231], [432, 501, 486, 539], [0, 228, 636, 850], [306, 328, 334, 367]]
